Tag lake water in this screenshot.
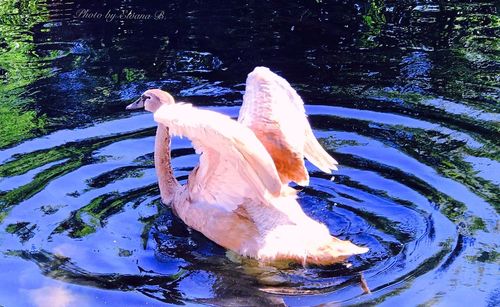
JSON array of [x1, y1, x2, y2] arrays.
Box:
[[0, 0, 498, 306]]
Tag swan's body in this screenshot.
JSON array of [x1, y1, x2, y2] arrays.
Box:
[[127, 67, 368, 265]]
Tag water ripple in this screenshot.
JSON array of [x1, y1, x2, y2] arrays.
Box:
[[0, 0, 498, 305]]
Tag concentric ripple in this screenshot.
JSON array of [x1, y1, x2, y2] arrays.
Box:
[[1, 102, 498, 305], [0, 0, 499, 306]]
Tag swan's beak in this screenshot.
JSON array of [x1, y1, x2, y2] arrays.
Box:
[[126, 97, 144, 110]]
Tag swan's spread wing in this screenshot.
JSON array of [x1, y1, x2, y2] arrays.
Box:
[[154, 103, 282, 211], [239, 67, 338, 185]]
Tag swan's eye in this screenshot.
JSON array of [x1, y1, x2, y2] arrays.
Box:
[[142, 95, 151, 102]]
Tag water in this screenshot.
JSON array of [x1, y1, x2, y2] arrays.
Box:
[[0, 0, 498, 306]]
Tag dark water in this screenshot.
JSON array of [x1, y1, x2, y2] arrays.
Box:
[[0, 0, 499, 306]]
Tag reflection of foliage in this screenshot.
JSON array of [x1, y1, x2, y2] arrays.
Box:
[[52, 185, 158, 238], [321, 89, 499, 227], [0, 0, 50, 148], [118, 248, 133, 257], [111, 67, 147, 84], [330, 149, 470, 226], [0, 159, 82, 223], [139, 209, 161, 249], [85, 166, 146, 189], [467, 250, 499, 264], [0, 129, 154, 222], [5, 221, 37, 243], [360, 0, 386, 48], [0, 129, 153, 178], [362, 0, 385, 31], [435, 5, 499, 105], [0, 145, 79, 178], [0, 0, 50, 91], [433, 50, 499, 107], [453, 12, 499, 62], [0, 104, 46, 148], [40, 204, 66, 215]]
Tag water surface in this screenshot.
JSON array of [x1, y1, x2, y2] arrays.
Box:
[[0, 0, 498, 306]]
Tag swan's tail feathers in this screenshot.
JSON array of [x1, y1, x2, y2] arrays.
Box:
[[306, 237, 369, 266], [303, 127, 338, 174], [258, 224, 368, 266]]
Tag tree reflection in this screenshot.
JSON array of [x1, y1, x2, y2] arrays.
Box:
[[0, 0, 49, 148]]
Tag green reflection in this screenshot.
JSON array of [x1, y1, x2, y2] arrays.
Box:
[[5, 221, 37, 243], [53, 185, 158, 238], [0, 105, 46, 148], [0, 0, 50, 90], [322, 95, 499, 230], [360, 0, 386, 48], [0, 0, 50, 148], [0, 129, 154, 223], [438, 5, 499, 105]]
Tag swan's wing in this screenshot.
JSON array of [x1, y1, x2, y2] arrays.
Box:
[[154, 103, 282, 211], [238, 67, 338, 185]]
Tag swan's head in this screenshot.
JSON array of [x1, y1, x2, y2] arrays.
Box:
[[126, 89, 175, 112]]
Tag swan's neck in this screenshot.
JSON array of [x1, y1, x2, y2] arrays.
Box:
[[155, 123, 179, 204]]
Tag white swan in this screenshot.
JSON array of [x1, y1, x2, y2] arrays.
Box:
[[126, 67, 368, 265]]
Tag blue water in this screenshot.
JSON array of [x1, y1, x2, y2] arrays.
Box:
[[0, 1, 498, 306]]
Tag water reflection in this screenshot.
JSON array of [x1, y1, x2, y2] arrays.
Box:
[[0, 0, 498, 306]]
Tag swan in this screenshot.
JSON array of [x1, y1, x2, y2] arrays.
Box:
[[126, 67, 368, 265]]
